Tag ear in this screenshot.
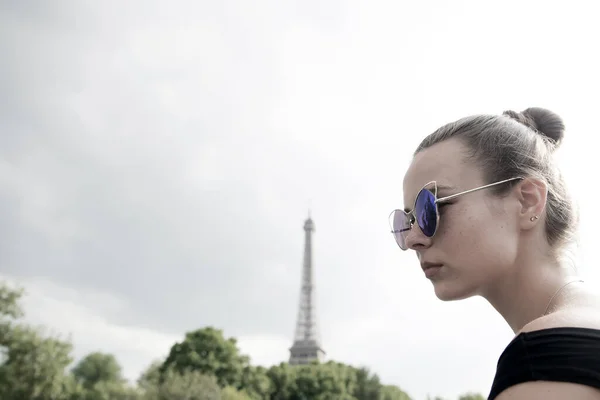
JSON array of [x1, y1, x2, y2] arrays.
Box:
[[516, 178, 548, 230]]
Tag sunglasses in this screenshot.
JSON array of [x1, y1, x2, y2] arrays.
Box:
[[389, 177, 523, 250]]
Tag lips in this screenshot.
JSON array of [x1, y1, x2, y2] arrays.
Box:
[[421, 262, 443, 279]]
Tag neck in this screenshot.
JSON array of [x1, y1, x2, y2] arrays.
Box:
[[481, 252, 575, 334]]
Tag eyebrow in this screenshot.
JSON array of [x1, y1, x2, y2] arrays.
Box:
[[437, 183, 455, 191]]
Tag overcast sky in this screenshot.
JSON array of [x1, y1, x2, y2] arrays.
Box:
[[2, 1, 600, 399]]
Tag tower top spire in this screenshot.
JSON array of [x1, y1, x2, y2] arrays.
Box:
[[304, 215, 315, 232]]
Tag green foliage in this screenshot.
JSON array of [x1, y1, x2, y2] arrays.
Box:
[[221, 386, 252, 400], [352, 366, 381, 400], [0, 283, 24, 321], [137, 360, 162, 392], [72, 352, 125, 389], [263, 361, 412, 400], [0, 325, 74, 399], [75, 380, 141, 400], [294, 361, 353, 399], [143, 367, 221, 400], [240, 365, 271, 399], [381, 384, 413, 400], [161, 327, 250, 388], [266, 362, 298, 399], [458, 393, 485, 400], [0, 283, 24, 353], [0, 282, 75, 399]]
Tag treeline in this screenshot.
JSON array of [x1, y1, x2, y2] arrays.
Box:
[[0, 281, 484, 400]]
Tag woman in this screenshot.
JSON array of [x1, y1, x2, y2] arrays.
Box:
[[389, 108, 600, 399]]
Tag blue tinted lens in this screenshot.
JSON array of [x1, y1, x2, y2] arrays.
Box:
[[415, 189, 437, 237]]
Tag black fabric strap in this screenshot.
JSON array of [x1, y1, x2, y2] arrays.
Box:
[[488, 327, 600, 400]]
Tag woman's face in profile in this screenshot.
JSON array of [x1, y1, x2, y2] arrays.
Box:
[[402, 138, 521, 300]]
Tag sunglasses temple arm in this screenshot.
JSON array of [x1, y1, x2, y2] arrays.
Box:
[[436, 177, 523, 203]]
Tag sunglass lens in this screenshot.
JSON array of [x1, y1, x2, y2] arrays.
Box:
[[391, 210, 411, 250], [415, 189, 437, 237]]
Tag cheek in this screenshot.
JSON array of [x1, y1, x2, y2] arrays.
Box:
[[437, 206, 471, 240], [438, 204, 516, 267], [436, 206, 491, 253]]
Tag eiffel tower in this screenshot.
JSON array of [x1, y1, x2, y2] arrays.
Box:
[[289, 214, 325, 365]]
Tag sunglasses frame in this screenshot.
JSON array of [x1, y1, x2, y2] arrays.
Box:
[[389, 176, 524, 250]]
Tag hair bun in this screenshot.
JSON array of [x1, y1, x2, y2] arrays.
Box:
[[503, 107, 565, 145]]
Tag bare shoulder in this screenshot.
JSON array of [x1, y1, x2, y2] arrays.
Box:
[[495, 381, 600, 400], [520, 308, 600, 333], [497, 288, 600, 399], [520, 285, 600, 333]]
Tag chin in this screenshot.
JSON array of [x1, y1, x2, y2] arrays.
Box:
[[431, 281, 476, 302]]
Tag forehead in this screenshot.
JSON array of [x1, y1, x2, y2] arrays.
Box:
[[403, 138, 479, 203]]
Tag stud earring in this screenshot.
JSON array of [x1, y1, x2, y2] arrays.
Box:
[[530, 215, 539, 222]]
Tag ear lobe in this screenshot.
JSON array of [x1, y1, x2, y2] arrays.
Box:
[[516, 178, 547, 229]]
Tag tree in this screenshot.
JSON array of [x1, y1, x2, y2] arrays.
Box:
[[160, 327, 250, 389], [221, 386, 252, 400], [0, 282, 24, 349], [77, 380, 141, 400], [0, 326, 74, 399], [0, 283, 24, 320], [240, 365, 271, 399], [72, 352, 125, 389], [458, 393, 485, 400], [69, 352, 141, 400], [143, 367, 221, 400], [138, 360, 162, 392], [266, 362, 298, 400], [352, 367, 381, 400], [0, 281, 75, 399], [381, 384, 413, 400], [262, 361, 413, 400], [293, 364, 327, 398], [310, 361, 356, 399]]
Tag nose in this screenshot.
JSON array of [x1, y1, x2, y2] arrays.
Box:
[[404, 222, 432, 251]]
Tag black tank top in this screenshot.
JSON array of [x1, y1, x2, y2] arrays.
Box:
[[488, 327, 600, 399]]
